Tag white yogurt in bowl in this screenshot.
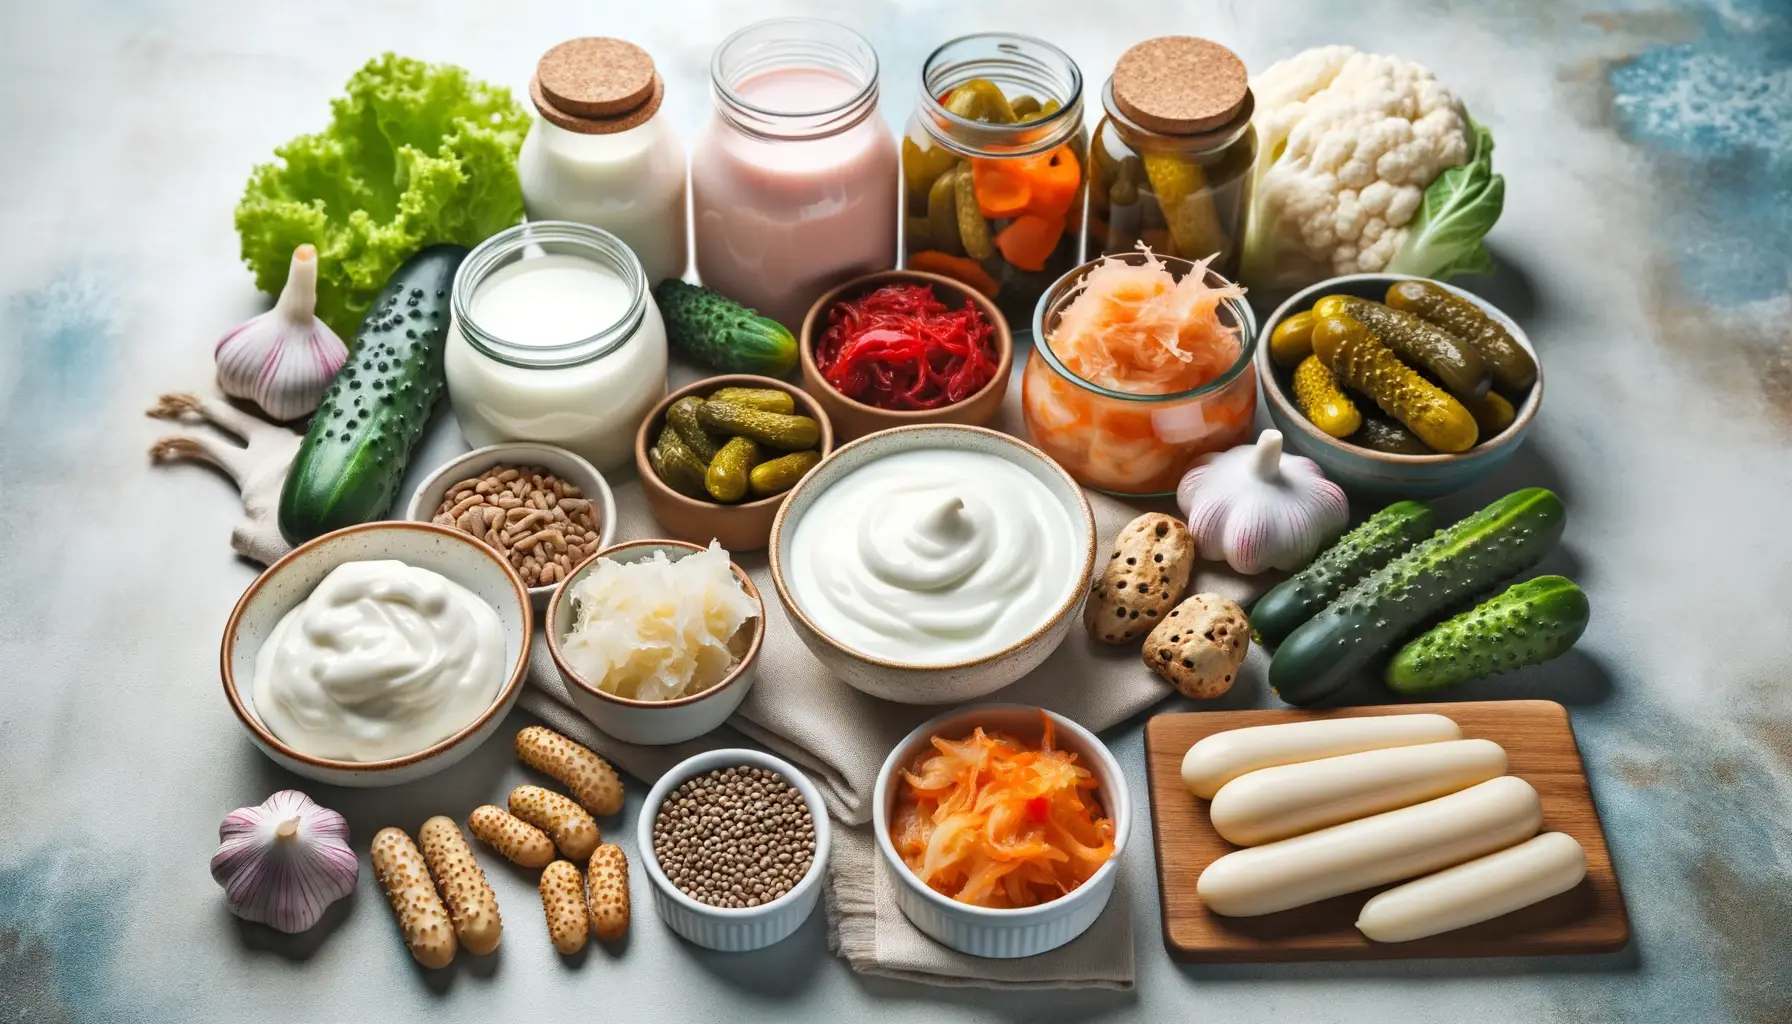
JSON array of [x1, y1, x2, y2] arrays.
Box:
[[252, 560, 506, 762], [771, 425, 1096, 704], [787, 449, 1080, 665]]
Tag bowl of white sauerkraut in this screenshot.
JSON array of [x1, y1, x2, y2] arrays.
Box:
[[546, 539, 763, 746]]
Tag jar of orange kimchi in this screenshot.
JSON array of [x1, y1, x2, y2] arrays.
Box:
[[1021, 250, 1258, 496]]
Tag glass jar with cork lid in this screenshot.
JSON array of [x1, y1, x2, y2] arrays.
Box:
[[518, 38, 689, 285], [1086, 37, 1256, 280]]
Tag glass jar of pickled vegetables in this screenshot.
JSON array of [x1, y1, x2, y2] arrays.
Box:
[[1086, 37, 1256, 280], [903, 34, 1087, 327], [1022, 251, 1258, 496]]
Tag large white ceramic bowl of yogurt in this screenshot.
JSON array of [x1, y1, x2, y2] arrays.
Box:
[[769, 425, 1096, 704], [220, 522, 532, 788]]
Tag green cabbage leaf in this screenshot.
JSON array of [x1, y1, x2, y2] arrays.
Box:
[[234, 54, 530, 338], [1386, 118, 1504, 278]]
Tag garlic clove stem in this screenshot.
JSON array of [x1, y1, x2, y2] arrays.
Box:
[[1253, 429, 1285, 482], [275, 245, 320, 320]]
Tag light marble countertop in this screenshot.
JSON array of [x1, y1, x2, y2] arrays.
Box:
[[2, 1, 1789, 1021]]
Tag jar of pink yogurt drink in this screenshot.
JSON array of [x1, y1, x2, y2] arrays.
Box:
[[692, 18, 899, 330]]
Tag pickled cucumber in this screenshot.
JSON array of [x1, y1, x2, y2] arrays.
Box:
[[1009, 94, 1042, 120], [1470, 390, 1516, 436], [903, 136, 961, 208], [1109, 156, 1142, 207], [1142, 152, 1228, 261], [926, 166, 966, 257], [1271, 311, 1318, 367], [704, 436, 760, 503], [1292, 355, 1362, 438], [944, 79, 1015, 124], [1352, 415, 1435, 455], [696, 400, 821, 450], [1314, 296, 1490, 403], [1313, 315, 1479, 453], [954, 165, 995, 261], [749, 449, 821, 497], [707, 387, 796, 414], [667, 396, 722, 463], [1385, 280, 1538, 396], [651, 423, 710, 498]]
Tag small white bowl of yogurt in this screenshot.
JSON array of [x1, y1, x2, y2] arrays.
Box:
[[769, 425, 1096, 704], [220, 522, 532, 788]]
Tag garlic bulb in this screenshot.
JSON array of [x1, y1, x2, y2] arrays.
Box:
[[1177, 430, 1349, 574], [215, 245, 348, 421], [211, 789, 358, 933]]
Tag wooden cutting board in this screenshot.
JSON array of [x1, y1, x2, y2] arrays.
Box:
[[1144, 700, 1630, 962]]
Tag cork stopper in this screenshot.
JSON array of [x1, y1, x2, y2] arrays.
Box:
[[532, 38, 664, 135], [1111, 37, 1249, 136]]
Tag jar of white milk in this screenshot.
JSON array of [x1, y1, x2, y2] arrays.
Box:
[[518, 38, 688, 285], [446, 222, 668, 471]]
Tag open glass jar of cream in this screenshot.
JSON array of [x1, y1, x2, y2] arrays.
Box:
[[446, 222, 668, 470]]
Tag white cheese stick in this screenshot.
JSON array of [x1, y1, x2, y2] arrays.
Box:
[[1210, 739, 1508, 846], [1356, 831, 1587, 942], [1196, 776, 1542, 917], [1182, 714, 1461, 799]]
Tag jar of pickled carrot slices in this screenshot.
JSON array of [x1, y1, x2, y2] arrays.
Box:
[[1022, 250, 1258, 496]]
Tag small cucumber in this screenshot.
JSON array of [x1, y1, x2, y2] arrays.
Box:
[[667, 396, 723, 463], [706, 387, 796, 414], [954, 165, 995, 261], [654, 279, 798, 375], [1470, 390, 1516, 437], [1315, 295, 1490, 402], [1314, 315, 1479, 453], [1351, 415, 1434, 455], [697, 400, 820, 450], [1292, 354, 1362, 438], [1270, 311, 1318, 367], [1386, 280, 1537, 397], [1268, 488, 1566, 706], [278, 244, 467, 544], [1386, 575, 1589, 693], [1251, 501, 1436, 647], [704, 436, 760, 503], [749, 449, 822, 497], [650, 423, 710, 498]]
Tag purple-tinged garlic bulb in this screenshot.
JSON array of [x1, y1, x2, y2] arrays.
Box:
[[1177, 429, 1349, 574], [214, 244, 348, 421], [211, 789, 358, 933]]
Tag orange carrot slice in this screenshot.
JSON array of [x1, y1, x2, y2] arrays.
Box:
[[906, 250, 1000, 298], [1025, 145, 1082, 218], [993, 214, 1065, 272], [970, 159, 1032, 218]]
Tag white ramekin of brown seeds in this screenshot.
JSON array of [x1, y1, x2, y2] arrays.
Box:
[[636, 748, 832, 952], [406, 442, 618, 610]]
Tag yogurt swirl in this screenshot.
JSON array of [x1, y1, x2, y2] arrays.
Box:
[[252, 560, 506, 761], [788, 448, 1079, 664]]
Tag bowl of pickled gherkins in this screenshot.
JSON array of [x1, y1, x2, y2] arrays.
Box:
[[1257, 274, 1543, 496], [636, 375, 835, 552]]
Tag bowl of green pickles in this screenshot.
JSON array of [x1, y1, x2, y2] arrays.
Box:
[[1257, 274, 1543, 496], [635, 375, 835, 552]]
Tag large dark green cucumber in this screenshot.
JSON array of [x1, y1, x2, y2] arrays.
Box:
[[278, 244, 468, 544], [1251, 501, 1437, 647], [1268, 487, 1566, 706], [1386, 575, 1588, 693]]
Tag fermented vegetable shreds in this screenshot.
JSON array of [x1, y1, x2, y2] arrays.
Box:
[[1047, 247, 1244, 395], [891, 714, 1116, 909], [815, 284, 999, 411]]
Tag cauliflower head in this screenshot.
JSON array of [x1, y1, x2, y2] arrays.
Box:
[[1242, 46, 1484, 291]]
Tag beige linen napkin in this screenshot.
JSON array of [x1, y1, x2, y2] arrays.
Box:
[[164, 366, 1274, 988]]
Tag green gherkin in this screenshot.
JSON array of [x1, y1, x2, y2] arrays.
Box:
[[1385, 575, 1589, 693]]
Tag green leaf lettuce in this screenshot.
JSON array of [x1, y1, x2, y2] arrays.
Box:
[[235, 53, 530, 337]]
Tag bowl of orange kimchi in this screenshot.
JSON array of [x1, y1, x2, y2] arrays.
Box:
[[872, 704, 1131, 958]]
